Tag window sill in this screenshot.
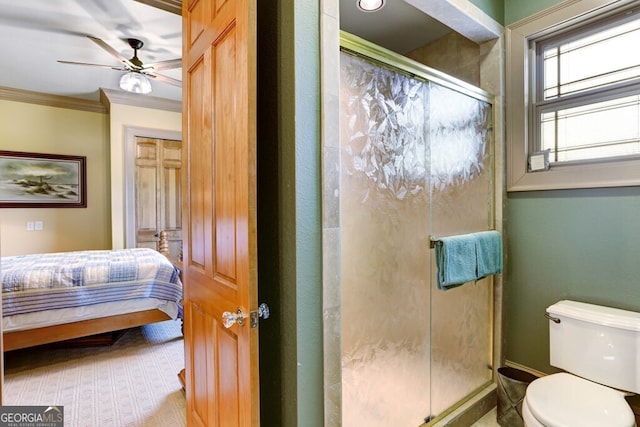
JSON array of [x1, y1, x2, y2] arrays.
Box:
[[507, 157, 640, 191]]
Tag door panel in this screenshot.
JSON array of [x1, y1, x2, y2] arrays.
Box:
[[135, 140, 159, 249], [190, 303, 215, 426], [183, 0, 258, 425], [186, 55, 208, 269], [214, 28, 238, 283]]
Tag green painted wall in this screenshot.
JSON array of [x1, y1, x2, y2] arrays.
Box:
[[503, 0, 640, 374], [288, 0, 323, 423], [257, 0, 323, 425], [504, 0, 562, 25], [469, 0, 504, 24], [500, 0, 640, 376], [506, 187, 640, 372]]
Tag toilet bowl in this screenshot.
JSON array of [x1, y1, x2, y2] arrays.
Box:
[[522, 373, 634, 427], [521, 300, 640, 427]]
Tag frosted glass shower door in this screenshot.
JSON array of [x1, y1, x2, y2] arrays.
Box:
[[339, 39, 495, 426], [428, 83, 494, 415], [340, 51, 432, 427]]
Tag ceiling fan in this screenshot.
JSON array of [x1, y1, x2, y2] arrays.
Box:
[[58, 36, 181, 94]]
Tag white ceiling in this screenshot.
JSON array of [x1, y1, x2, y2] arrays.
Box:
[[340, 0, 453, 54], [0, 0, 451, 103], [0, 0, 182, 102]]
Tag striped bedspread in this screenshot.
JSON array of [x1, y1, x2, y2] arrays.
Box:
[[1, 248, 183, 318]]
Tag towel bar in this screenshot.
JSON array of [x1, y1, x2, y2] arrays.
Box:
[[429, 237, 439, 249], [429, 231, 496, 249]]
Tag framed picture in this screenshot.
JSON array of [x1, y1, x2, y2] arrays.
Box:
[[0, 151, 87, 208]]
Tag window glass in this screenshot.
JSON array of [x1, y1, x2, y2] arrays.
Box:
[[540, 18, 640, 100], [540, 94, 640, 161], [534, 8, 640, 163]]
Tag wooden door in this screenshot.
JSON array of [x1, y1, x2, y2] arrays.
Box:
[[182, 0, 258, 425], [134, 136, 183, 260]]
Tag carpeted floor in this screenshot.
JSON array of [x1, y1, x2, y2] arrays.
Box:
[[3, 320, 186, 427]]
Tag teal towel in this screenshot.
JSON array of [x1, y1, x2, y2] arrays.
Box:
[[475, 230, 503, 279], [435, 234, 477, 290]]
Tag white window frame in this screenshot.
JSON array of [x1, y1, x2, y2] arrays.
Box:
[[506, 0, 640, 191]]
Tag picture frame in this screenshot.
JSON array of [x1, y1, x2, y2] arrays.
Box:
[[0, 150, 87, 208]]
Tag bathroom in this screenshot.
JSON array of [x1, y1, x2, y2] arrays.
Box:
[[321, 0, 640, 425]]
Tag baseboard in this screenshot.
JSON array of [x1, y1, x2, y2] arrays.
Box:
[[432, 383, 497, 427], [504, 360, 545, 378]]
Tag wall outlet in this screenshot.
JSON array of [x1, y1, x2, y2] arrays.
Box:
[[26, 221, 34, 231], [35, 221, 43, 231]]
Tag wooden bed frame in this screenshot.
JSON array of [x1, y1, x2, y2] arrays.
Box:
[[3, 309, 172, 351], [2, 232, 182, 351]]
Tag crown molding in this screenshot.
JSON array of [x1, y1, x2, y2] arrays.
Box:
[[99, 88, 182, 113], [134, 0, 182, 15], [0, 86, 107, 113]]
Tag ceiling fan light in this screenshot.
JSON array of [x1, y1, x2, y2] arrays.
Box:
[[356, 0, 384, 12], [119, 72, 152, 94]]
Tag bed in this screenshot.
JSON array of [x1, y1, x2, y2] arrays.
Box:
[[1, 246, 183, 351]]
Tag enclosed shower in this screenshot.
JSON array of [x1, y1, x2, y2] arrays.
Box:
[[336, 33, 496, 426]]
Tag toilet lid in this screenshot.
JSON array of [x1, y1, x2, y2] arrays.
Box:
[[525, 373, 635, 427]]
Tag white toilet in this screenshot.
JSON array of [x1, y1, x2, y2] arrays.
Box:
[[522, 300, 639, 427]]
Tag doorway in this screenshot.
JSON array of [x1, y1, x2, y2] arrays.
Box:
[[124, 127, 182, 259]]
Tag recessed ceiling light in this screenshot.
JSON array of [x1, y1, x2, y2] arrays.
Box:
[[356, 0, 385, 12]]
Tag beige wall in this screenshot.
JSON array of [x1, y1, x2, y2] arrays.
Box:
[[0, 98, 181, 256], [107, 103, 181, 249], [0, 100, 110, 256]]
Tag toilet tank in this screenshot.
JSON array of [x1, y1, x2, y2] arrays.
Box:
[[547, 300, 640, 394]]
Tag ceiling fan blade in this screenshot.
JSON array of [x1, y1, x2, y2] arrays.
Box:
[[87, 35, 138, 70], [57, 60, 124, 71], [143, 58, 182, 71], [147, 72, 182, 88]]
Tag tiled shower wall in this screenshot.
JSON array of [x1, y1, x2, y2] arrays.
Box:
[[321, 0, 343, 425], [408, 32, 481, 88]]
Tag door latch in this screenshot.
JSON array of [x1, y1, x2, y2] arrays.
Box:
[[250, 303, 270, 328], [222, 303, 270, 329]]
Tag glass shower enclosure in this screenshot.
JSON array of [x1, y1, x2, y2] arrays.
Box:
[[338, 33, 495, 426]]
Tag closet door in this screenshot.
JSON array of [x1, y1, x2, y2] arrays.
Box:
[[134, 136, 182, 260]]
